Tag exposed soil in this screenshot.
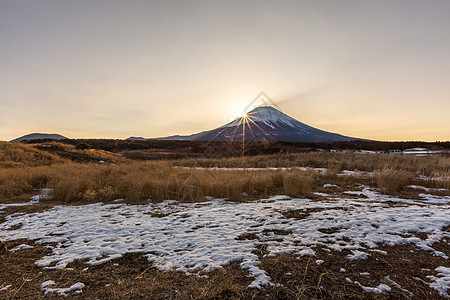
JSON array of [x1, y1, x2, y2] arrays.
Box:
[[0, 239, 448, 299]]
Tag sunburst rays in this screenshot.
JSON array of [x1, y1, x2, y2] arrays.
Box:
[[205, 107, 276, 161], [202, 92, 280, 161]]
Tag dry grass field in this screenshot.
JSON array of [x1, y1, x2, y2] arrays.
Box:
[[1, 141, 449, 299]]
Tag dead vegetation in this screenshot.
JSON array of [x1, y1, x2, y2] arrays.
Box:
[[375, 169, 412, 194], [175, 151, 450, 176], [31, 142, 122, 164], [0, 238, 448, 299], [0, 141, 122, 168], [0, 145, 449, 205], [0, 142, 66, 168], [0, 162, 318, 204]]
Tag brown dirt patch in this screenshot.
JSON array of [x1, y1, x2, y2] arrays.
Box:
[[262, 229, 292, 236], [236, 233, 259, 240], [280, 208, 326, 220], [0, 203, 56, 225], [0, 239, 448, 299], [254, 241, 449, 299]]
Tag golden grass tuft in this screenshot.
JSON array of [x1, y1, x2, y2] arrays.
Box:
[[282, 169, 315, 197], [375, 169, 412, 194]]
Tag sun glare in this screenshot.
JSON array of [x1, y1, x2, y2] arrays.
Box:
[[228, 108, 248, 121]]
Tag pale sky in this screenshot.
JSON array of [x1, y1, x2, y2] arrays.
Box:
[[1, 0, 449, 142]]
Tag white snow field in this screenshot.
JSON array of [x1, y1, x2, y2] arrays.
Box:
[[1, 186, 449, 295]]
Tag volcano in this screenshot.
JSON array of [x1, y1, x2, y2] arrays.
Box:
[[161, 106, 363, 143]]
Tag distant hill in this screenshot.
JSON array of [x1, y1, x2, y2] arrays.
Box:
[[126, 137, 147, 141], [11, 133, 67, 142], [159, 106, 364, 143]]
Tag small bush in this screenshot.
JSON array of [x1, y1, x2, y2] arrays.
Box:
[[375, 169, 412, 194], [0, 177, 33, 198], [282, 170, 315, 197], [75, 142, 91, 151]]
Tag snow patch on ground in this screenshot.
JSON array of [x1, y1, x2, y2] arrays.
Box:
[[370, 249, 387, 255], [0, 199, 37, 211], [346, 186, 450, 207], [347, 250, 370, 260], [323, 184, 339, 188], [31, 188, 53, 202], [0, 188, 53, 212], [427, 266, 450, 298], [355, 281, 391, 294], [40, 280, 55, 289], [0, 285, 12, 291], [313, 192, 329, 197], [338, 170, 373, 178], [10, 244, 33, 252], [40, 280, 84, 296], [409, 185, 448, 192], [346, 278, 391, 294], [419, 194, 450, 204], [178, 166, 327, 172], [1, 190, 449, 290]]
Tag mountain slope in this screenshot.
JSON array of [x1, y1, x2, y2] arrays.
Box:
[[11, 133, 67, 142], [160, 106, 364, 143]]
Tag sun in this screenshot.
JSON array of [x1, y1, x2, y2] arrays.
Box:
[[239, 112, 249, 119], [227, 107, 248, 121]]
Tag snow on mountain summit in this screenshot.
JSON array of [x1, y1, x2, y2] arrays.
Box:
[[247, 106, 297, 127]]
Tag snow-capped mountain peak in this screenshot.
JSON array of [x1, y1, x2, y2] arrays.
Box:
[[246, 106, 296, 127], [160, 105, 364, 143]]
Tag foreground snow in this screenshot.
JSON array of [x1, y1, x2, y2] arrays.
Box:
[[40, 280, 84, 296], [1, 187, 449, 293], [428, 267, 450, 298]]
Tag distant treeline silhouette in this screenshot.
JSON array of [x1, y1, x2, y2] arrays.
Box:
[[20, 139, 450, 159]]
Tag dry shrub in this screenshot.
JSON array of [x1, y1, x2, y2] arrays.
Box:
[[411, 175, 450, 191], [27, 170, 51, 188], [322, 166, 340, 181], [440, 178, 450, 190], [223, 175, 255, 201], [52, 175, 89, 202], [0, 177, 33, 198], [214, 171, 279, 201], [165, 173, 204, 202], [0, 166, 51, 198], [163, 170, 279, 202], [282, 169, 315, 197], [0, 141, 65, 168], [375, 169, 412, 194]]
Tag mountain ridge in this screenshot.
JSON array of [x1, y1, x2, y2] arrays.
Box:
[[158, 106, 365, 142]]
